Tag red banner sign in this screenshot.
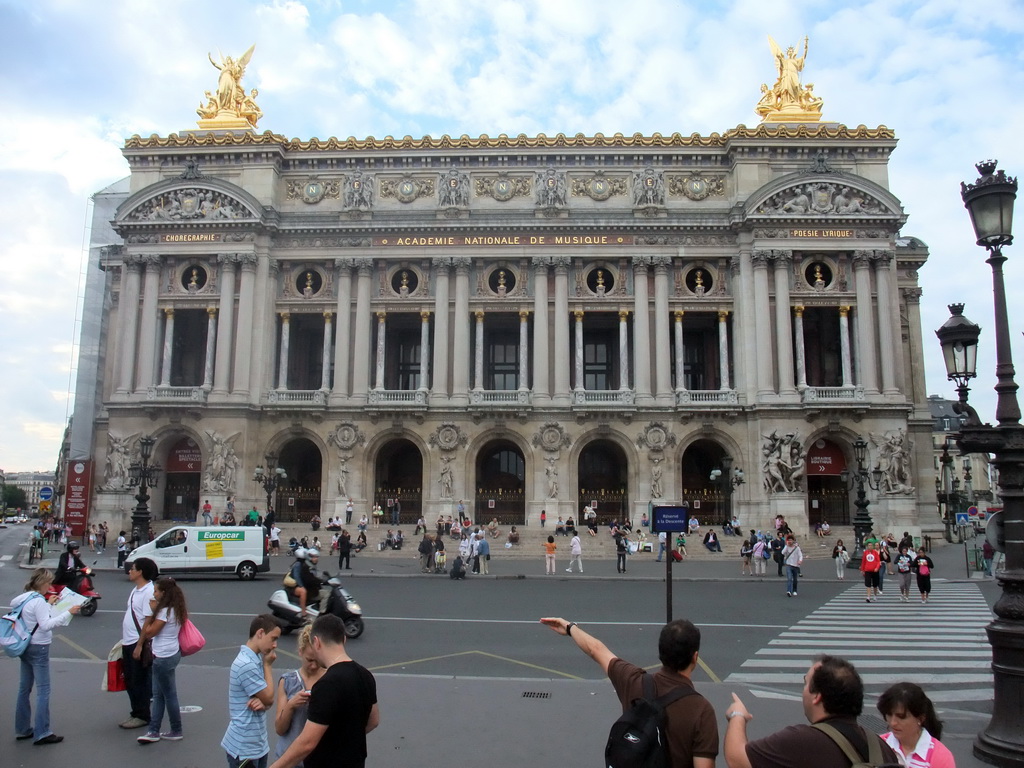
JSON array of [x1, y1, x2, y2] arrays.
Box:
[[806, 439, 848, 476], [165, 437, 203, 473], [63, 459, 93, 537]]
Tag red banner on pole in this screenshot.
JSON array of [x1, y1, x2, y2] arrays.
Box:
[[64, 459, 93, 538]]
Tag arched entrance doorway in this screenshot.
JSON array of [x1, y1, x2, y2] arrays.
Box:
[[475, 441, 525, 525], [276, 438, 322, 523], [577, 441, 628, 524], [375, 440, 422, 525], [680, 439, 728, 525], [806, 438, 850, 525], [163, 436, 202, 522]]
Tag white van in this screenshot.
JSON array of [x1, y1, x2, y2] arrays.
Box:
[[125, 526, 270, 580]]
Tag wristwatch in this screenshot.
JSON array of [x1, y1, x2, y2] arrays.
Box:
[[566, 622, 578, 638], [727, 711, 746, 720]]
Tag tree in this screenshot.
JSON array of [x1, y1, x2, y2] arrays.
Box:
[[3, 485, 27, 511]]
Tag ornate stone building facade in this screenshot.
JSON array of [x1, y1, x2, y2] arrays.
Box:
[[70, 124, 937, 537]]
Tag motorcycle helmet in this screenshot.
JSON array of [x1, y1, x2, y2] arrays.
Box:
[[294, 547, 308, 560], [67, 540, 81, 552], [307, 548, 320, 559]]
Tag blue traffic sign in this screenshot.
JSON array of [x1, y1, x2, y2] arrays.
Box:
[[38, 486, 54, 501], [955, 511, 970, 526], [651, 505, 690, 533]]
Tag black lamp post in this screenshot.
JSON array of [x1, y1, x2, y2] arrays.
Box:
[[935, 160, 1024, 767], [709, 454, 745, 525], [253, 454, 287, 518], [127, 436, 161, 546], [936, 439, 963, 543], [839, 436, 882, 568]]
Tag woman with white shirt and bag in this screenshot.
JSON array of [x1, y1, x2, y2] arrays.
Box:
[[12, 568, 81, 745], [135, 577, 189, 744]]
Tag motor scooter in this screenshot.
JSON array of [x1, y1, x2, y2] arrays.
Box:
[[46, 567, 101, 617], [268, 572, 364, 639]]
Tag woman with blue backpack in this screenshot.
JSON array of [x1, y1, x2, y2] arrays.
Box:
[[10, 568, 81, 745]]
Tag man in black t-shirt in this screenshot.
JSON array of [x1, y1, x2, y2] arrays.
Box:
[[268, 614, 379, 768]]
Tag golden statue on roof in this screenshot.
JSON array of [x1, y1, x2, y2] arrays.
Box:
[[196, 44, 262, 130], [755, 36, 823, 123]]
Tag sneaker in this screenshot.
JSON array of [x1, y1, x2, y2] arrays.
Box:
[[33, 734, 63, 745], [159, 731, 183, 741], [137, 732, 161, 744], [566, 568, 572, 572], [792, 592, 797, 596], [786, 592, 792, 597], [120, 717, 149, 729], [866, 598, 871, 603]]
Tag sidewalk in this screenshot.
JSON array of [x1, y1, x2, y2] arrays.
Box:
[[21, 528, 994, 586]]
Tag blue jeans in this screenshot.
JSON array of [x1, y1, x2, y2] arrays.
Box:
[[17, 643, 52, 739], [149, 652, 182, 734], [656, 542, 666, 561], [227, 752, 268, 768], [786, 564, 800, 593]]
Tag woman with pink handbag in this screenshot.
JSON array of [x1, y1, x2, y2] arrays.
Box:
[[134, 578, 189, 744]]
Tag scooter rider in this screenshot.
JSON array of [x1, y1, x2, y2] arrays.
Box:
[[290, 548, 324, 619], [54, 540, 88, 589]]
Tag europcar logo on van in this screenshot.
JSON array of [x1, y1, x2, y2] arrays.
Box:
[[197, 532, 245, 542]]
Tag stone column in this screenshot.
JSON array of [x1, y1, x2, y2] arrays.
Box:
[[793, 306, 807, 389], [673, 310, 685, 391], [374, 312, 387, 390], [452, 257, 472, 405], [552, 256, 571, 404], [718, 310, 731, 390], [233, 254, 257, 397], [518, 310, 529, 391], [212, 254, 237, 395], [431, 258, 451, 403], [420, 310, 431, 392], [277, 312, 291, 389], [116, 257, 143, 394], [159, 308, 174, 387], [652, 256, 672, 402], [332, 259, 353, 399], [902, 287, 928, 404], [619, 310, 631, 391], [136, 255, 162, 390], [839, 306, 853, 387], [771, 251, 796, 395], [736, 248, 757, 399], [751, 250, 774, 397], [574, 310, 584, 391], [873, 250, 899, 395], [531, 259, 550, 402], [474, 310, 485, 391], [351, 258, 374, 403], [321, 312, 333, 390], [632, 256, 652, 404], [202, 307, 217, 389], [852, 250, 879, 393], [250, 255, 273, 402]]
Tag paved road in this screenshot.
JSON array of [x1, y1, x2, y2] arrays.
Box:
[[0, 525, 1002, 768]]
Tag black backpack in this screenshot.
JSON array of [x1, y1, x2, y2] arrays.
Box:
[[606, 674, 696, 768]]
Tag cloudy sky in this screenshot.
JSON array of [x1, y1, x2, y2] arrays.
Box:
[[1, 0, 1023, 472]]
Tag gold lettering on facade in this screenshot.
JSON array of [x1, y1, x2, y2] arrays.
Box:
[[372, 233, 631, 247], [160, 233, 223, 243], [789, 229, 852, 238]]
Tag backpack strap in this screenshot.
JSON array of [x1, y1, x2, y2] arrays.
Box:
[[641, 673, 699, 709], [812, 722, 884, 767]]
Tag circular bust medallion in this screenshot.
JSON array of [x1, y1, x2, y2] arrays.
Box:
[[396, 179, 418, 204], [492, 178, 515, 202], [302, 180, 325, 204], [684, 177, 709, 201], [590, 177, 612, 201]]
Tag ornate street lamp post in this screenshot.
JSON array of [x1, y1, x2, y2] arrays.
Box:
[[839, 436, 882, 568], [937, 439, 961, 543], [127, 436, 161, 546], [935, 160, 1024, 767], [709, 454, 744, 525], [253, 454, 287, 519]]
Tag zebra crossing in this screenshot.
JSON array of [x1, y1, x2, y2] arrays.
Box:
[[725, 582, 994, 705]]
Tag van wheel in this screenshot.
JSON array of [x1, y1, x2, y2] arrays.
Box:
[[237, 561, 257, 580]]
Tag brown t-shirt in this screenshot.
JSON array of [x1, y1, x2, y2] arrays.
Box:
[[607, 659, 719, 767], [747, 718, 899, 768]]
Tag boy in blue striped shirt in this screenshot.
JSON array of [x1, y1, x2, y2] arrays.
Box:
[[222, 615, 281, 768]]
